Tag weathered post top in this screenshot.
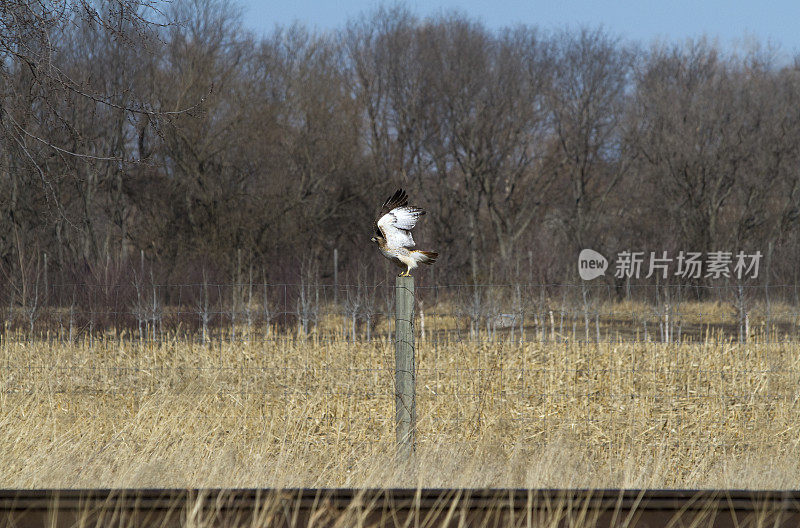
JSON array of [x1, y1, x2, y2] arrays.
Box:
[[394, 275, 416, 462]]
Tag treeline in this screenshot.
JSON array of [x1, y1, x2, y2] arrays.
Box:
[[2, 0, 800, 297]]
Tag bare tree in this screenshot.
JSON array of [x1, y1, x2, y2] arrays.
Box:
[[548, 28, 633, 254]]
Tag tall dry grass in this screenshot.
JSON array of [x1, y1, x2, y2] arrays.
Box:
[[1, 321, 800, 489]]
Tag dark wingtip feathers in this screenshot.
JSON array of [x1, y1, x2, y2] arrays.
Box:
[[382, 188, 408, 210]]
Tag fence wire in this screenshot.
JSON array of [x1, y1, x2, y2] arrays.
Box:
[[2, 281, 800, 344], [2, 282, 799, 458]]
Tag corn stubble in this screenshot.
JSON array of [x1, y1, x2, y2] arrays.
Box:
[[1, 323, 799, 489]]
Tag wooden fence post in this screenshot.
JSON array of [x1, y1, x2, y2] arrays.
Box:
[[333, 248, 338, 305], [395, 275, 416, 460]]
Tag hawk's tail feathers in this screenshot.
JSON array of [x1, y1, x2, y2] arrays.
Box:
[[413, 251, 438, 265]]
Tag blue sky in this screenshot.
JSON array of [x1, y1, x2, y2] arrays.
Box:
[[237, 1, 800, 57]]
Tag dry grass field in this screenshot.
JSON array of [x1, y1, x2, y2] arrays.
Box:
[[2, 302, 800, 490]]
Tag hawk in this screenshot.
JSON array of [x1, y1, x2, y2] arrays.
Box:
[[371, 189, 438, 277]]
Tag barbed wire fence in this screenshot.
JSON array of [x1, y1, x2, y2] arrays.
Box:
[[3, 278, 800, 465], [2, 278, 800, 344]]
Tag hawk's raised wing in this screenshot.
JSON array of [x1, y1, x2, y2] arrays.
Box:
[[374, 189, 426, 249]]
